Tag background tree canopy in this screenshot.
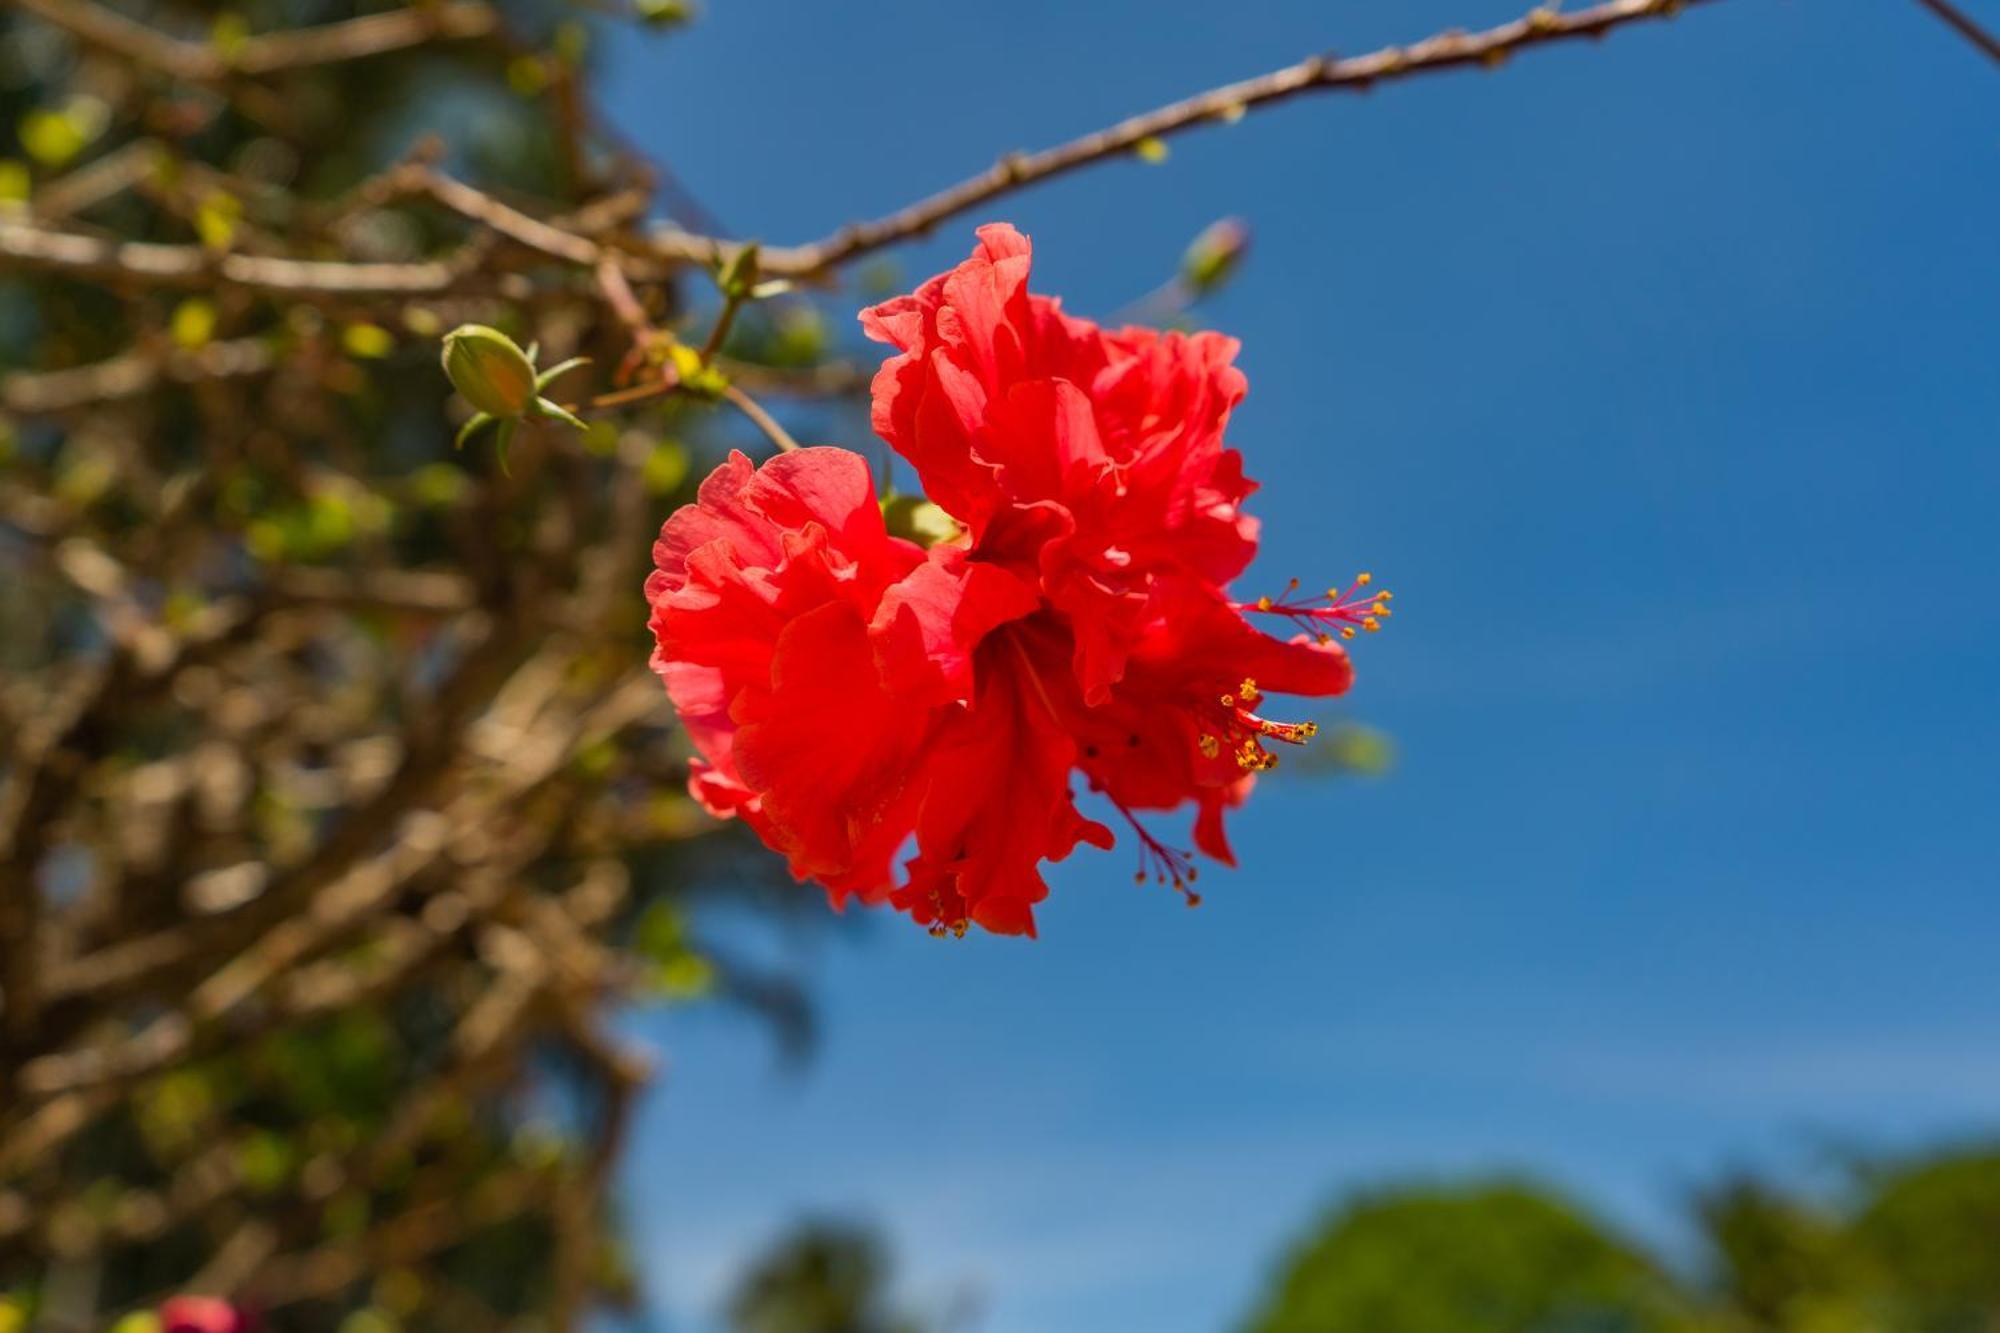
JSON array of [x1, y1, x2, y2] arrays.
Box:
[[1244, 1145, 2000, 1333], [0, 0, 833, 1325]]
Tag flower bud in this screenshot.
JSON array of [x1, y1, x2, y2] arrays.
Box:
[[440, 324, 536, 418], [718, 241, 761, 298], [635, 0, 694, 25], [159, 1296, 246, 1333], [1181, 217, 1250, 295]]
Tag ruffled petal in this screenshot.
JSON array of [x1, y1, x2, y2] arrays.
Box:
[[731, 601, 933, 886], [870, 545, 1041, 709], [891, 633, 1112, 937]]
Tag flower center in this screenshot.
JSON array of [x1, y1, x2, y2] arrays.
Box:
[[1199, 678, 1319, 773]]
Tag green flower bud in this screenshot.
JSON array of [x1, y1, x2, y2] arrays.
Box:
[[635, 0, 695, 25], [441, 325, 537, 418], [718, 241, 761, 298]]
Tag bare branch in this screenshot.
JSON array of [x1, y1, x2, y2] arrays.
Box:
[[1911, 0, 2000, 63], [0, 216, 505, 298], [720, 382, 803, 454], [651, 0, 1724, 277], [2, 339, 274, 416], [11, 0, 499, 84]]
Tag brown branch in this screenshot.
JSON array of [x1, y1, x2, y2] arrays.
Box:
[[0, 599, 261, 1052], [721, 382, 802, 454], [27, 139, 163, 222], [1911, 0, 2000, 63], [386, 165, 670, 276], [719, 357, 870, 398], [249, 1167, 546, 1309], [10, 1, 1720, 306], [1, 338, 274, 416], [0, 216, 506, 298], [1, 166, 659, 298], [12, 0, 499, 84], [650, 0, 1724, 278], [266, 567, 475, 617]]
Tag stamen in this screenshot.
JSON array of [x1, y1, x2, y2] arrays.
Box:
[[1109, 798, 1201, 906], [1235, 570, 1394, 641], [1198, 685, 1320, 773]]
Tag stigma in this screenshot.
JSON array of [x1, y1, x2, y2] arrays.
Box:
[[1238, 571, 1393, 642], [1202, 678, 1320, 773]]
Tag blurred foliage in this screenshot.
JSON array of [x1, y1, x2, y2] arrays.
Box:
[[1245, 1144, 2000, 1333], [1246, 1182, 1681, 1333], [726, 1220, 937, 1333], [0, 0, 847, 1328]]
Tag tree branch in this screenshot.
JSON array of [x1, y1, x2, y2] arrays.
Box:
[[1911, 0, 2000, 64], [11, 0, 499, 84], [0, 216, 507, 298], [651, 0, 1724, 278]]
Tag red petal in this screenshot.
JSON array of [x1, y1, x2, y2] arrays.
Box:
[[870, 545, 1041, 708], [731, 602, 932, 887]]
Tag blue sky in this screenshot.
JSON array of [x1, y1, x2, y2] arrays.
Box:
[[598, 3, 2000, 1330]]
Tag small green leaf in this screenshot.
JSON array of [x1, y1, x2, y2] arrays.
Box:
[[718, 241, 761, 298], [534, 356, 591, 391], [341, 322, 394, 359], [170, 299, 217, 349], [532, 396, 586, 432], [454, 412, 494, 452]]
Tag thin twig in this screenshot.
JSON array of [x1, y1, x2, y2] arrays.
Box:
[[650, 0, 1724, 277], [1911, 0, 2000, 63], [721, 383, 802, 454], [11, 0, 499, 83], [1, 339, 274, 415], [0, 216, 507, 298]]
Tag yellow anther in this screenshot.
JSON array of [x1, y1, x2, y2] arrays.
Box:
[[1198, 734, 1220, 758], [1341, 627, 1356, 640], [1256, 595, 1273, 611], [1357, 571, 1373, 585], [1363, 618, 1380, 632], [1219, 694, 1235, 707], [1238, 677, 1260, 701]]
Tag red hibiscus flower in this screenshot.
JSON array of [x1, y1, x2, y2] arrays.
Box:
[[648, 225, 1389, 936]]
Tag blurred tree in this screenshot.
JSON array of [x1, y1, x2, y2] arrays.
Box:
[[1246, 1145, 2000, 1333], [727, 1220, 933, 1333], [1244, 1181, 1683, 1333], [0, 1, 832, 1328]]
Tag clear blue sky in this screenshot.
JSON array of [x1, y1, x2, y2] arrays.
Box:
[[599, 3, 2000, 1330]]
